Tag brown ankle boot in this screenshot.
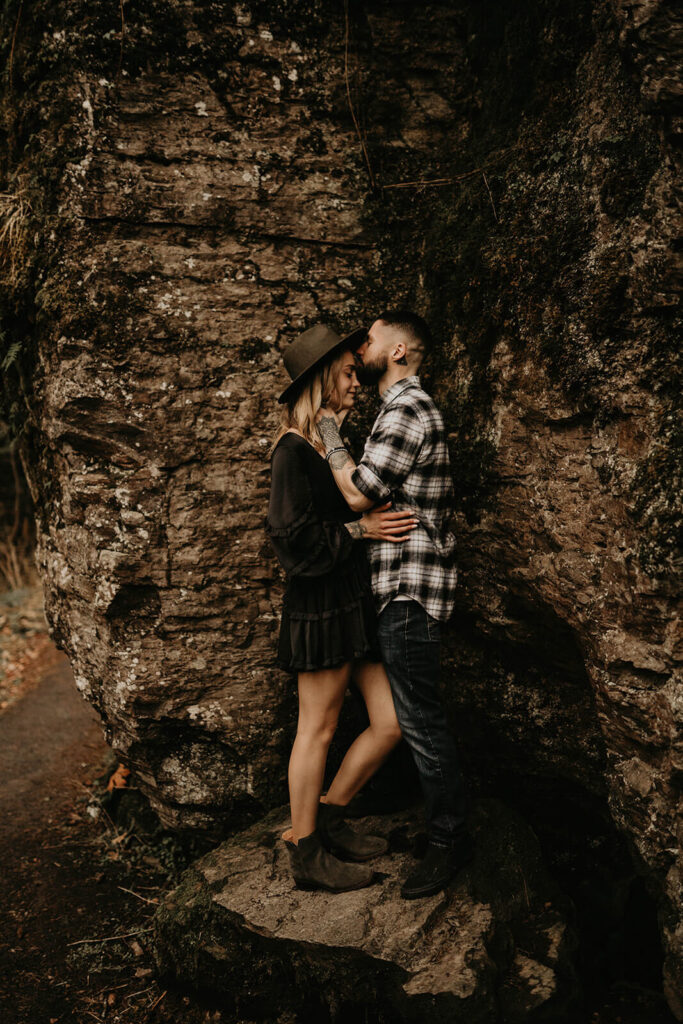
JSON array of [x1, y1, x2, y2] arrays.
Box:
[[318, 802, 389, 862], [284, 829, 375, 892]]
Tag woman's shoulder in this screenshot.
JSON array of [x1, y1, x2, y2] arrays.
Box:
[[273, 430, 305, 449], [270, 433, 317, 485], [273, 431, 322, 459]]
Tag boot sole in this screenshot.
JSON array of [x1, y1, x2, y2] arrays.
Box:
[[294, 876, 375, 893], [401, 880, 447, 900], [400, 853, 474, 900]]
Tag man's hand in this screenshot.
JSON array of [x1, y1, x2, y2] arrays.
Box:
[[345, 503, 418, 541], [361, 502, 418, 542]]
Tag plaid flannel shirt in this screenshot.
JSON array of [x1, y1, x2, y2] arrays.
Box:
[[351, 376, 457, 622]]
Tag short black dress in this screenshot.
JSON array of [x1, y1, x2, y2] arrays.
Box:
[[266, 432, 381, 672]]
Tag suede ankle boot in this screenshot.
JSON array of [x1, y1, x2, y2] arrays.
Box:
[[318, 801, 389, 862], [285, 829, 375, 892]]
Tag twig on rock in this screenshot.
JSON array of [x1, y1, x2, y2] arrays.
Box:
[[382, 147, 513, 191], [518, 867, 530, 908], [149, 990, 167, 1012], [482, 170, 499, 222], [8, 0, 23, 91], [382, 177, 455, 190], [124, 985, 155, 1002], [67, 927, 153, 948], [117, 885, 159, 905], [117, 0, 126, 83], [344, 0, 376, 189]]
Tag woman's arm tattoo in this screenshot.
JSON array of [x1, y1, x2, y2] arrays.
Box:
[[329, 448, 353, 469], [316, 413, 343, 451], [317, 414, 355, 470], [317, 410, 367, 507], [345, 520, 366, 539]]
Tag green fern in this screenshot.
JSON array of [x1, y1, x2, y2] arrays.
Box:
[[1, 340, 21, 372]]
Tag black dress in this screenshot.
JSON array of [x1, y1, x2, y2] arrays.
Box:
[[266, 432, 381, 672]]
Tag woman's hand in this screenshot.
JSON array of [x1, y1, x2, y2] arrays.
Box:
[[359, 503, 418, 542], [316, 405, 348, 426]]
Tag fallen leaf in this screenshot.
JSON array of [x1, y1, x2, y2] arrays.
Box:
[[106, 764, 131, 792]]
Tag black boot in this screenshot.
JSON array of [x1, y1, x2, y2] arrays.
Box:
[[318, 801, 389, 862], [400, 835, 473, 900], [285, 829, 375, 892]]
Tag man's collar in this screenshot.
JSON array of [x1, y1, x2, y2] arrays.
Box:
[[381, 375, 421, 406]]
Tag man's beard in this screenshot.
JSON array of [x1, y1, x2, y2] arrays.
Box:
[[356, 354, 387, 386]]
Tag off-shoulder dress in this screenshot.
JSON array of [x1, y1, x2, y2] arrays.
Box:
[[266, 432, 380, 672]]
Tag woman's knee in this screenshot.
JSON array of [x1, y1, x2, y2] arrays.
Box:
[[296, 717, 339, 748], [365, 711, 402, 747], [379, 720, 404, 747], [366, 699, 403, 746]]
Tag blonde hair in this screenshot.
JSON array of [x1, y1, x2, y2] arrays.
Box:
[[272, 348, 350, 454]]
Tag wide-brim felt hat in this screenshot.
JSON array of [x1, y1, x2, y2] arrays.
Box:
[[277, 323, 366, 404]]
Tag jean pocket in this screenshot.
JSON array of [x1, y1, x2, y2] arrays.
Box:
[[426, 614, 441, 642]]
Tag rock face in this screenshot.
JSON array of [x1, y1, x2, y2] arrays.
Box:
[[153, 800, 579, 1022], [0, 0, 680, 1014]]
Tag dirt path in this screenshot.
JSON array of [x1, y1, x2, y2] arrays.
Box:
[[0, 653, 103, 841], [0, 647, 220, 1024]]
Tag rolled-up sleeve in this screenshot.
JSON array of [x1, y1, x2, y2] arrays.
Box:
[[352, 403, 424, 502]]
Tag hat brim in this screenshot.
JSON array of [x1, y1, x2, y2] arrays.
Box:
[[277, 327, 367, 404]]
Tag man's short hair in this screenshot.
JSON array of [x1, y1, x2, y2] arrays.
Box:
[[377, 309, 432, 358]]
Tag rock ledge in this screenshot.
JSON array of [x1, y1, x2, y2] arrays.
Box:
[[153, 799, 578, 1022]]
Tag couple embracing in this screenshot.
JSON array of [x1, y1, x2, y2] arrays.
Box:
[[266, 310, 471, 899]]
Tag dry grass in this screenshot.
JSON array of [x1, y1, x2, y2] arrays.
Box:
[[0, 188, 32, 287], [0, 440, 36, 590], [0, 534, 36, 591]]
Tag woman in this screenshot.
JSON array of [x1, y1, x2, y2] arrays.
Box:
[[266, 323, 417, 893]]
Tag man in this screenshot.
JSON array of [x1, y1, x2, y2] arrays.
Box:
[[316, 309, 471, 899]]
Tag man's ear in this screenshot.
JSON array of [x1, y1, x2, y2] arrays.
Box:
[[393, 342, 408, 366]]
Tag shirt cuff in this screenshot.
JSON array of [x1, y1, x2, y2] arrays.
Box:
[[352, 463, 391, 503]]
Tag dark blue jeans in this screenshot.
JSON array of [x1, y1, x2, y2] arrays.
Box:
[[377, 599, 467, 848]]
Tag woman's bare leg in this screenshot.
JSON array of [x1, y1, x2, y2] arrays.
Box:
[[324, 661, 402, 808], [289, 663, 351, 842]]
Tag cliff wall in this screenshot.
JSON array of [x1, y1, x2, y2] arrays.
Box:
[[0, 0, 679, 1012]]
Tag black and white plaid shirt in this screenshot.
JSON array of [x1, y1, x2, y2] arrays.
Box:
[[352, 376, 457, 622]]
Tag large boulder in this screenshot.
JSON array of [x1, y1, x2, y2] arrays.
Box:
[[0, 0, 679, 1012], [153, 800, 579, 1022]]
